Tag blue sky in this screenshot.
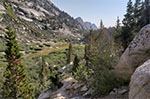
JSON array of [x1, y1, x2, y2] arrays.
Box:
[[51, 0, 130, 28]]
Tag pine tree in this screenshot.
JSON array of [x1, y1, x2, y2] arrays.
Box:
[[72, 54, 80, 73], [114, 17, 121, 45], [96, 20, 106, 50], [116, 16, 121, 29], [67, 43, 72, 64], [144, 0, 150, 24], [85, 28, 95, 66], [39, 56, 47, 86], [100, 19, 104, 29], [2, 26, 35, 99], [84, 44, 89, 66], [134, 0, 143, 23], [121, 0, 134, 50], [133, 0, 144, 32], [88, 28, 94, 52]]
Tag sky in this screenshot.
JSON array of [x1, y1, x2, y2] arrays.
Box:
[[51, 0, 130, 28]]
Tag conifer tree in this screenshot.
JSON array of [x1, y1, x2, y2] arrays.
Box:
[[2, 26, 35, 99], [67, 43, 72, 64], [144, 0, 150, 24], [134, 0, 143, 23], [133, 0, 144, 32], [96, 20, 106, 50], [121, 0, 134, 50], [137, 0, 150, 28], [114, 17, 121, 45], [84, 44, 89, 66], [85, 27, 95, 66], [39, 56, 47, 86], [72, 54, 80, 73], [88, 28, 94, 52], [116, 16, 121, 29], [100, 19, 104, 29]]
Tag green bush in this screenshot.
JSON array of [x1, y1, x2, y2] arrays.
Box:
[[19, 43, 30, 51], [91, 65, 118, 96], [0, 42, 6, 52], [39, 44, 44, 48], [73, 64, 89, 82], [43, 43, 51, 47], [33, 47, 43, 51]]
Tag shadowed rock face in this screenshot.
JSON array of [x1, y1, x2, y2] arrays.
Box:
[[115, 24, 150, 82], [129, 60, 150, 99]]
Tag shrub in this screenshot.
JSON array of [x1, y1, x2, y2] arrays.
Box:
[[33, 47, 43, 51], [73, 64, 89, 82], [0, 42, 6, 52], [90, 65, 118, 96], [43, 43, 51, 47]]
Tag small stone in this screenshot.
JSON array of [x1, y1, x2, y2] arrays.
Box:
[[80, 85, 88, 92], [118, 89, 128, 95], [82, 89, 94, 97]]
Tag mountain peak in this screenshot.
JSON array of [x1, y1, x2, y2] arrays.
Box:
[[75, 17, 98, 30]]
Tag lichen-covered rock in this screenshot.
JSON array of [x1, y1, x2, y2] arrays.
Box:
[[115, 24, 150, 82], [129, 60, 150, 99]]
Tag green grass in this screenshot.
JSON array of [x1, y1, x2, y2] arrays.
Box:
[[0, 41, 85, 95], [0, 14, 4, 17], [0, 42, 6, 52]]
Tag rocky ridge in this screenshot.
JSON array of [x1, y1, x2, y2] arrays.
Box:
[[76, 17, 98, 30], [0, 0, 87, 43]]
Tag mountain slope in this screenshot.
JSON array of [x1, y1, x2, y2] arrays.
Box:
[[0, 0, 86, 43]]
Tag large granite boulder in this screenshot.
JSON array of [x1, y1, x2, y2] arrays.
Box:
[[129, 60, 150, 99], [115, 24, 150, 82]]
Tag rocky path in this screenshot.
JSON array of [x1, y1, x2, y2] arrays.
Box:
[[52, 77, 73, 99]]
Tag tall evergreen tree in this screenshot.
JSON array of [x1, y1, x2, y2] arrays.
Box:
[[96, 20, 105, 41], [72, 54, 80, 73], [67, 43, 72, 64], [88, 29, 94, 52], [121, 0, 134, 50], [85, 28, 95, 66], [116, 16, 121, 29], [100, 19, 104, 29], [2, 26, 35, 99], [96, 19, 106, 50], [144, 0, 150, 24], [134, 0, 143, 23], [39, 56, 47, 86], [114, 17, 121, 45], [133, 0, 144, 32], [84, 44, 89, 66]]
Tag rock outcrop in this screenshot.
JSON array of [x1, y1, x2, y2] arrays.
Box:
[[129, 60, 150, 99], [115, 24, 150, 82]]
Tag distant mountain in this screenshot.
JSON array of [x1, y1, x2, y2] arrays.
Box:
[[76, 17, 98, 30]]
